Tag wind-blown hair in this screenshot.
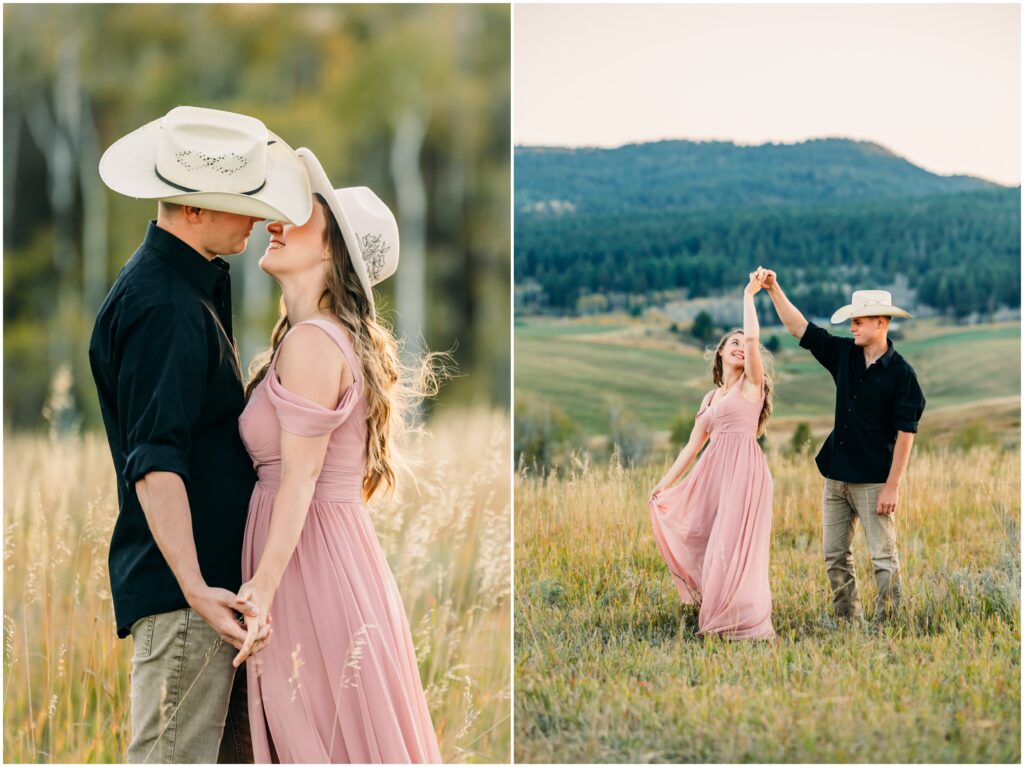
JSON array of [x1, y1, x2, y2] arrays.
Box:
[[246, 194, 446, 500]]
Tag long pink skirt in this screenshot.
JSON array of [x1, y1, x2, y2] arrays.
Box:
[[243, 484, 443, 762], [649, 432, 775, 639]]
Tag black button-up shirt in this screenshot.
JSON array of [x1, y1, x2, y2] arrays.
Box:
[[799, 321, 926, 483], [89, 222, 257, 638]]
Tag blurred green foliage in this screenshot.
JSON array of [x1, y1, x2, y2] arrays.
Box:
[[4, 4, 510, 430], [952, 419, 998, 451], [514, 395, 578, 473], [789, 421, 814, 455], [668, 411, 695, 452]]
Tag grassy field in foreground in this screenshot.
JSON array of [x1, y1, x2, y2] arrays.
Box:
[[514, 315, 1021, 438], [3, 409, 511, 763], [515, 446, 1020, 763]]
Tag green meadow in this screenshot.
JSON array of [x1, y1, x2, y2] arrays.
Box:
[[515, 311, 1020, 762], [514, 447, 1021, 762]]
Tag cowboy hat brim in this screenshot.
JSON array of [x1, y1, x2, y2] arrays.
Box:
[[99, 116, 312, 225], [831, 305, 913, 324], [295, 147, 378, 319]]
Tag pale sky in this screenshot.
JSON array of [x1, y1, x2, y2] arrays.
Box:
[[515, 4, 1021, 186]]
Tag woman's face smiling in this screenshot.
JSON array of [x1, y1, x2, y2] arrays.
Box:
[[259, 196, 327, 279], [721, 332, 745, 372]]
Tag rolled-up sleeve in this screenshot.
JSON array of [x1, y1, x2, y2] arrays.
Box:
[[118, 304, 208, 486], [893, 366, 926, 433], [799, 321, 845, 377]]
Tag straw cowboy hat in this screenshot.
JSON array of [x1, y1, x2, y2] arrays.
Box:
[[831, 290, 912, 324], [296, 147, 399, 320], [99, 106, 312, 225]]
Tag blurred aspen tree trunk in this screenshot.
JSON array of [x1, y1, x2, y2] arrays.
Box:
[[24, 34, 80, 376], [79, 90, 108, 320], [390, 108, 428, 361]]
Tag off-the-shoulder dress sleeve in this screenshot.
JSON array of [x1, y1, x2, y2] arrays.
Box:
[[264, 322, 363, 437]]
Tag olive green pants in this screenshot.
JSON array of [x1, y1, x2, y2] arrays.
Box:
[[127, 608, 252, 763], [822, 479, 902, 620]]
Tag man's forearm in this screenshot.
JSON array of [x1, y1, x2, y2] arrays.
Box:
[[766, 284, 809, 339], [886, 431, 915, 487], [135, 471, 206, 599]]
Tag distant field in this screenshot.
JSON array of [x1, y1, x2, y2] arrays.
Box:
[[515, 315, 1020, 441]]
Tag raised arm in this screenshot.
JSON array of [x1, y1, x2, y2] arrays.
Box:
[[743, 271, 765, 389], [762, 269, 809, 339]]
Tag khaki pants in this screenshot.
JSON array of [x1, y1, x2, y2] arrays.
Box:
[[822, 479, 901, 621], [127, 608, 252, 763]]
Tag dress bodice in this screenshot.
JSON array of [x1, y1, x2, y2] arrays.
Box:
[[239, 318, 368, 502], [696, 374, 765, 439]]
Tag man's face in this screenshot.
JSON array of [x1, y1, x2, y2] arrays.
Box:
[[849, 316, 887, 347], [200, 210, 264, 257]]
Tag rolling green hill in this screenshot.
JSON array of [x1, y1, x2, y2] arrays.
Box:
[[515, 316, 1021, 444], [515, 138, 998, 216]]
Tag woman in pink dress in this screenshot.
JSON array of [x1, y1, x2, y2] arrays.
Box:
[[230, 148, 443, 762], [649, 268, 776, 640]]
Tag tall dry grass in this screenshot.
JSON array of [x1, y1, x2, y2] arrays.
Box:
[[515, 446, 1020, 762], [4, 408, 510, 763]]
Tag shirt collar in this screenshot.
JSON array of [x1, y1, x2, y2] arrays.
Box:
[[879, 338, 896, 368], [143, 221, 230, 298]]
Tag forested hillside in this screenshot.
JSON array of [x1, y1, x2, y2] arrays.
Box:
[[514, 139, 1020, 317], [515, 138, 999, 214]]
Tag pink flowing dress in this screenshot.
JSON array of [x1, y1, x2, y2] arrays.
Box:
[[648, 374, 775, 639], [239, 318, 442, 763]]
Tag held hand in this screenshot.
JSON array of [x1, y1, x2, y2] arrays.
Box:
[[233, 611, 273, 668], [745, 268, 766, 296], [876, 484, 899, 515], [186, 585, 256, 651], [232, 579, 275, 667], [760, 268, 778, 290]]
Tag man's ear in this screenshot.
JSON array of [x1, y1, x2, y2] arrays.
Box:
[[182, 205, 205, 223]]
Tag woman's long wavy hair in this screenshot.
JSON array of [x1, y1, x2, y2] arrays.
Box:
[[710, 328, 774, 439], [246, 194, 444, 501]]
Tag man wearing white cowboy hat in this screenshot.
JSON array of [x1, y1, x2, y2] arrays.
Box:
[[88, 105, 311, 762], [759, 268, 926, 623]]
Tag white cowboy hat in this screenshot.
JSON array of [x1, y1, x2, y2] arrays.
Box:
[[831, 290, 912, 324], [99, 106, 312, 225], [296, 147, 399, 320]]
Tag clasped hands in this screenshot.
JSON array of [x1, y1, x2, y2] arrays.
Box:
[[231, 578, 275, 668], [185, 581, 274, 668], [746, 266, 778, 295]]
